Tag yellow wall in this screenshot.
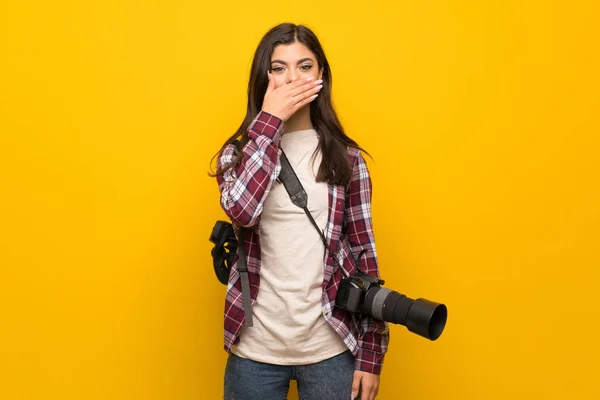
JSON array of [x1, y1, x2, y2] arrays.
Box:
[[1, 0, 599, 399]]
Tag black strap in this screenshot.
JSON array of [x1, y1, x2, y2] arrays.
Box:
[[236, 227, 253, 327], [278, 151, 331, 251], [279, 151, 362, 276], [230, 139, 253, 326]]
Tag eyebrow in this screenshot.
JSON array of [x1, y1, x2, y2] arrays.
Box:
[[270, 57, 314, 65]]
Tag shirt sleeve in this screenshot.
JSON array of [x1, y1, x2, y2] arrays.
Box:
[[216, 111, 284, 227], [344, 150, 390, 375]]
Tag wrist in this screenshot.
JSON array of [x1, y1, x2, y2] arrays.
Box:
[[261, 109, 285, 122], [247, 111, 285, 142]]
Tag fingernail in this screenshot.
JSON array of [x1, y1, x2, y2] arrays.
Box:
[[306, 77, 314, 81], [351, 392, 357, 400], [315, 79, 323, 85]]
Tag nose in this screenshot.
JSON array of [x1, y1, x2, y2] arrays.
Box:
[[286, 69, 299, 84]]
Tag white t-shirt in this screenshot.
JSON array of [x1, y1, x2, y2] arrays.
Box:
[[231, 128, 348, 364]]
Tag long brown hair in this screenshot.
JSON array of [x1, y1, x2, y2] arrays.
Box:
[[210, 23, 369, 186]]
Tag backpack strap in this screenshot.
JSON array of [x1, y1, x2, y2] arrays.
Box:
[[236, 226, 253, 327]]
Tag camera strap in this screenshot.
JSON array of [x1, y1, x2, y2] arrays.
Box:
[[278, 151, 331, 252], [278, 150, 362, 276], [226, 140, 253, 327], [236, 227, 254, 327]]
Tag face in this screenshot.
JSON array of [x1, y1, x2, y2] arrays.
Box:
[[269, 41, 323, 86]]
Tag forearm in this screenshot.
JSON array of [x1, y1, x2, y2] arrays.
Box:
[[217, 111, 284, 226], [355, 322, 389, 375]]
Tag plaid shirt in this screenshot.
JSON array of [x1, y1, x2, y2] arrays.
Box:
[[216, 111, 389, 374]]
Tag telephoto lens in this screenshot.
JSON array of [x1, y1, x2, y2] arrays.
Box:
[[361, 287, 448, 341]]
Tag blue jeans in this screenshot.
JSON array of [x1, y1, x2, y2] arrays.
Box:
[[224, 350, 356, 400]]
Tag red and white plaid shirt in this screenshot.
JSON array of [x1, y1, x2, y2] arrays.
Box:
[[216, 111, 389, 374]]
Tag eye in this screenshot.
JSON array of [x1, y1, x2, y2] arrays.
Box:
[[271, 66, 284, 72], [300, 65, 313, 70]]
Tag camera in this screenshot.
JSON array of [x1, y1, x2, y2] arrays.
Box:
[[209, 220, 238, 285], [336, 272, 448, 341]]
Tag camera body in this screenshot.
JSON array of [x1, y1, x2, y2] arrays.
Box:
[[336, 272, 385, 314]]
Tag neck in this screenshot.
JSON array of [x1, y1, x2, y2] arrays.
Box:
[[284, 105, 313, 133]]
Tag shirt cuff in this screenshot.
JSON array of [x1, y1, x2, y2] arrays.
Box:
[[247, 111, 285, 146], [354, 348, 385, 375]]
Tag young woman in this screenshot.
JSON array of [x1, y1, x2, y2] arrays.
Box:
[[211, 22, 389, 400]]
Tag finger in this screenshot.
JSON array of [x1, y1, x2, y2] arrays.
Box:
[[295, 82, 322, 104], [351, 374, 361, 400], [291, 83, 321, 107], [358, 378, 375, 400], [292, 93, 318, 113], [286, 76, 317, 94], [291, 83, 322, 106], [361, 385, 377, 400], [266, 71, 275, 92], [290, 79, 321, 98], [368, 384, 378, 400], [361, 383, 374, 400]]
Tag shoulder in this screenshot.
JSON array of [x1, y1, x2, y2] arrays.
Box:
[[343, 146, 373, 191], [345, 146, 370, 172], [345, 146, 362, 166]]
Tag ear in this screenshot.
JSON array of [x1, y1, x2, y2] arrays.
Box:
[[319, 67, 324, 80]]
